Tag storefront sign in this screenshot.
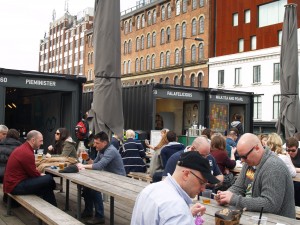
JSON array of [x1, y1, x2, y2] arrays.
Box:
[[153, 88, 204, 100], [25, 79, 56, 87], [210, 94, 249, 103]]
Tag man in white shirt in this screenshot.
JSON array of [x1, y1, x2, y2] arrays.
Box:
[[131, 151, 220, 225]]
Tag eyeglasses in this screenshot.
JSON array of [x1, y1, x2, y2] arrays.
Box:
[[286, 148, 298, 153], [189, 171, 207, 186], [55, 132, 60, 135], [239, 145, 256, 160]]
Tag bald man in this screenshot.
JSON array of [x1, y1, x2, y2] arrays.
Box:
[[216, 133, 295, 218], [162, 136, 223, 185]]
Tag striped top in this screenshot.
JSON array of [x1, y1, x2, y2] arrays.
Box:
[[119, 138, 146, 175]]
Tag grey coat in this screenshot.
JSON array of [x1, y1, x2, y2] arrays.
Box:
[[229, 148, 295, 218]]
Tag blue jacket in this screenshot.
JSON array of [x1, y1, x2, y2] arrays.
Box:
[[160, 142, 185, 168]]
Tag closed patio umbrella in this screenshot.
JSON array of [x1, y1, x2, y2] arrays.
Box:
[[276, 3, 300, 138], [91, 0, 124, 139]]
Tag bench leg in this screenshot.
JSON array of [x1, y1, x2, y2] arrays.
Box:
[[7, 195, 12, 216], [77, 184, 82, 220], [110, 196, 114, 225], [60, 177, 64, 193], [65, 179, 69, 211]]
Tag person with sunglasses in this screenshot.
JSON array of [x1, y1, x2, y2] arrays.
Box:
[[131, 151, 220, 225], [215, 133, 296, 219]]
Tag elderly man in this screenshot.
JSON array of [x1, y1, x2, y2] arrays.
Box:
[[0, 125, 8, 141], [77, 131, 126, 225], [216, 133, 295, 218], [131, 151, 220, 225], [162, 136, 224, 186], [3, 130, 57, 206]]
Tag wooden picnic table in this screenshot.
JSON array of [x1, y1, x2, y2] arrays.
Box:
[[45, 168, 148, 225], [231, 167, 300, 182], [198, 198, 298, 224]]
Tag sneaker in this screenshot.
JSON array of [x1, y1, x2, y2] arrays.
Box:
[[86, 217, 105, 224]]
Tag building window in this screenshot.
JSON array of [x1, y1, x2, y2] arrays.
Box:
[[198, 43, 204, 60], [191, 45, 196, 62], [136, 37, 140, 51], [135, 59, 139, 72], [198, 72, 203, 87], [192, 19, 197, 36], [253, 65, 261, 83], [182, 22, 186, 38], [233, 13, 238, 26], [273, 95, 281, 119], [183, 0, 188, 12], [160, 52, 164, 68], [199, 17, 204, 33], [127, 60, 131, 73], [124, 21, 128, 34], [174, 76, 179, 85], [191, 74, 195, 87], [140, 57, 144, 71], [153, 10, 156, 24], [165, 77, 170, 84], [148, 11, 152, 26], [129, 19, 132, 32], [139, 81, 143, 85], [166, 27, 171, 42], [192, 0, 197, 10], [161, 29, 165, 44], [128, 40, 132, 53], [200, 0, 204, 7], [273, 63, 280, 82], [141, 14, 145, 28], [141, 36, 144, 50], [244, 10, 250, 23], [146, 56, 150, 70], [235, 68, 241, 86], [151, 79, 155, 83], [136, 16, 140, 29], [161, 6, 165, 21], [218, 70, 224, 86], [251, 36, 256, 50], [175, 24, 180, 40], [152, 32, 156, 47], [238, 39, 244, 52], [258, 0, 286, 27], [160, 78, 164, 84], [166, 51, 170, 66], [175, 49, 180, 64], [151, 55, 155, 69], [254, 95, 262, 119], [123, 61, 127, 74], [167, 3, 171, 19], [278, 30, 282, 45], [176, 0, 180, 16], [147, 33, 151, 48]]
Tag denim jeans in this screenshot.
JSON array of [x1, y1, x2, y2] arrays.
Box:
[[11, 174, 57, 206], [82, 187, 104, 218]]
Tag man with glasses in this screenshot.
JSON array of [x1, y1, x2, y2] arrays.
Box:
[[131, 151, 220, 225], [215, 133, 295, 218], [286, 137, 300, 207]]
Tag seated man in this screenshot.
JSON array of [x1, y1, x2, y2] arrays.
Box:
[[77, 131, 126, 225], [162, 136, 223, 188], [3, 130, 57, 206], [131, 151, 220, 224], [216, 133, 295, 218]]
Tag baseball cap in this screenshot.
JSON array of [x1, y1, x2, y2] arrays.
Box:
[[177, 151, 220, 184]]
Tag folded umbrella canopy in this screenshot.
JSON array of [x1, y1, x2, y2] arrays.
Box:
[[92, 0, 124, 139], [276, 3, 300, 138]]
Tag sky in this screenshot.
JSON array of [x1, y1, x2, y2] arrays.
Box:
[[0, 0, 136, 71]]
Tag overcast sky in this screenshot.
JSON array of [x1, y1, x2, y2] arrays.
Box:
[[0, 0, 136, 71]]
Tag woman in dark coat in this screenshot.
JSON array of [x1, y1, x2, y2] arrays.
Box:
[[0, 129, 22, 183]]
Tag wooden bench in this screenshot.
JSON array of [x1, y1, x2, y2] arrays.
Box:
[[128, 172, 152, 183], [7, 194, 83, 225]]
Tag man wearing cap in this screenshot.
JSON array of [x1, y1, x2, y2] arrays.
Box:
[[216, 133, 295, 218], [162, 136, 223, 186], [131, 151, 220, 225]]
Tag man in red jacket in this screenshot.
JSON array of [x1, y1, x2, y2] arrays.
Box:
[[3, 130, 57, 206]]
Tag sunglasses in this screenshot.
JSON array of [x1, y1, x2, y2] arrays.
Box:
[[239, 145, 256, 160], [286, 148, 298, 153], [189, 171, 208, 186]]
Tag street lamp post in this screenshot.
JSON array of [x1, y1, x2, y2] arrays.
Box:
[[181, 37, 204, 86]]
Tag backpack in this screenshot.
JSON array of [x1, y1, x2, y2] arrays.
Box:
[[75, 119, 89, 141]]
